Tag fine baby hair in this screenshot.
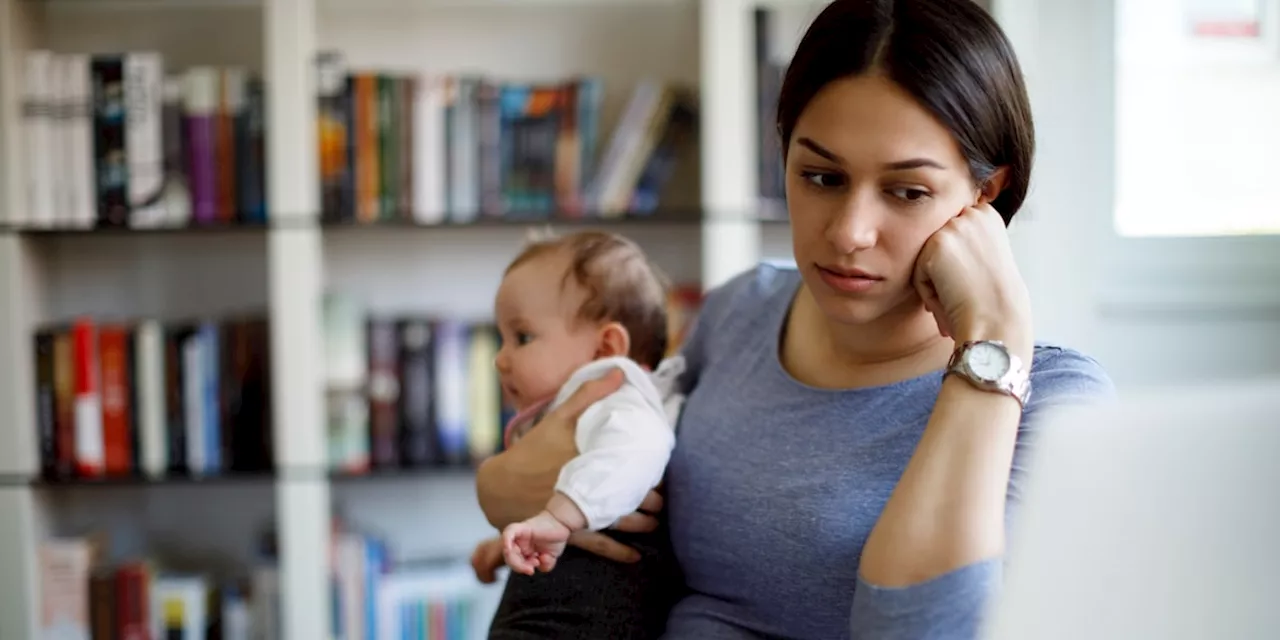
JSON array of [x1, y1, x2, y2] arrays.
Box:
[[506, 229, 671, 370]]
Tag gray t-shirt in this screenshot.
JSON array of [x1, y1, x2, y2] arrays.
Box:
[[662, 263, 1116, 640]]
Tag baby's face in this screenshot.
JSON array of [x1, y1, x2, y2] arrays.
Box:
[[493, 251, 602, 412]]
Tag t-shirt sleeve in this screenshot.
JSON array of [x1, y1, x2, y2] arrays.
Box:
[[674, 266, 781, 396], [849, 346, 1116, 640]]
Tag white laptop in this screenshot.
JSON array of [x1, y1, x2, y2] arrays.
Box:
[[982, 380, 1280, 640]]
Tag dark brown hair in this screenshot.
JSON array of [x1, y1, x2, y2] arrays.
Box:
[[506, 230, 670, 369], [777, 0, 1035, 224]]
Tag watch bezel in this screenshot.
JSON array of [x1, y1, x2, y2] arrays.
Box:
[[947, 339, 1032, 408], [962, 340, 1012, 383]]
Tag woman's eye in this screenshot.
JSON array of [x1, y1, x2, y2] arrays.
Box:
[[888, 187, 931, 203], [800, 170, 845, 189]]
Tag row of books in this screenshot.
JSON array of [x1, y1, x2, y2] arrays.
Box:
[[332, 524, 491, 640], [20, 49, 267, 230], [323, 297, 507, 474], [322, 286, 704, 476], [32, 315, 274, 481], [316, 52, 698, 225], [39, 533, 280, 640]]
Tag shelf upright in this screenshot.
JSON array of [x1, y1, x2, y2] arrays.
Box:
[[700, 0, 763, 290], [263, 0, 329, 637], [0, 0, 44, 637]]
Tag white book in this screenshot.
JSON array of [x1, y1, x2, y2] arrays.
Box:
[[125, 52, 166, 228], [65, 55, 95, 228], [23, 50, 55, 227], [50, 55, 72, 226], [38, 538, 94, 640], [134, 320, 167, 478], [413, 74, 447, 224], [150, 576, 208, 640]]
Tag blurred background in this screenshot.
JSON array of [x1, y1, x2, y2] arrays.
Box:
[[0, 0, 1274, 638]]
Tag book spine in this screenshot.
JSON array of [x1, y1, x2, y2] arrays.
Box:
[[33, 331, 59, 478], [397, 318, 438, 466], [72, 319, 105, 476], [23, 50, 55, 227], [91, 55, 129, 227], [237, 77, 267, 222], [136, 319, 167, 478], [99, 324, 133, 475], [67, 55, 97, 227], [183, 67, 220, 224], [217, 69, 244, 222], [125, 52, 165, 227]]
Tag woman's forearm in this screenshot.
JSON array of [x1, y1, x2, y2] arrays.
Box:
[[476, 453, 551, 529], [859, 336, 1030, 587]]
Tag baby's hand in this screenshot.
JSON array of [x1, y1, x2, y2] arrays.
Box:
[[502, 511, 572, 575], [470, 536, 506, 584]]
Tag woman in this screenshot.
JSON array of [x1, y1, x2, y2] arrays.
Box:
[[477, 0, 1114, 638]]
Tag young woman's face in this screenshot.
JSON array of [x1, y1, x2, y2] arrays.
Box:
[[785, 73, 979, 328]]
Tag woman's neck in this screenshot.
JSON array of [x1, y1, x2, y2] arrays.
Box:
[[781, 284, 954, 389]]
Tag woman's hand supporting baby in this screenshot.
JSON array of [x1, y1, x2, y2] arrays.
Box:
[[475, 367, 665, 569]]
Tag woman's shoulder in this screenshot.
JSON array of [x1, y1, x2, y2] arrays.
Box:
[[1027, 343, 1117, 410], [698, 260, 801, 327]]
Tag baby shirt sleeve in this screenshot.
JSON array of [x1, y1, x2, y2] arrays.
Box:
[[554, 387, 677, 531]]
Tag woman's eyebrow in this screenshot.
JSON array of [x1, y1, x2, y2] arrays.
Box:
[[796, 136, 843, 164], [882, 158, 947, 171], [797, 136, 947, 171]]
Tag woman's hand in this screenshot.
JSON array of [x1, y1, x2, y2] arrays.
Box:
[[475, 368, 664, 563], [567, 488, 664, 563], [912, 203, 1033, 358]]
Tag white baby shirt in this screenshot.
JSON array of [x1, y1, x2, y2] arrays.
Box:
[[546, 354, 686, 532]]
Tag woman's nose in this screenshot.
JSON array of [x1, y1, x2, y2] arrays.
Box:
[[824, 195, 879, 254]]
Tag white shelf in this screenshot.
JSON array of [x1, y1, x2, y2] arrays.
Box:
[[0, 0, 773, 637]]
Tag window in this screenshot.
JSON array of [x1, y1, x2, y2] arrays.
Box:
[[1114, 0, 1280, 237]]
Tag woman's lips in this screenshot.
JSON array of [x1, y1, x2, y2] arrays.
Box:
[[817, 264, 884, 294]]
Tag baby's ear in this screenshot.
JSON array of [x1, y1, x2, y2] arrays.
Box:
[[595, 322, 631, 360]]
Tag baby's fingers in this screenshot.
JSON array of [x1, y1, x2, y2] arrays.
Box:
[[539, 552, 558, 573]]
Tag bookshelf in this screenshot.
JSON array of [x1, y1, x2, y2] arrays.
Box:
[[0, 0, 808, 637]]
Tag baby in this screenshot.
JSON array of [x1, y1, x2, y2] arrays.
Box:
[[470, 229, 685, 582]]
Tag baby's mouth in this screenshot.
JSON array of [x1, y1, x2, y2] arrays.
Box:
[[501, 382, 520, 408]]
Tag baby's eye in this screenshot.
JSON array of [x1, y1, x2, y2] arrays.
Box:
[[516, 332, 533, 345]]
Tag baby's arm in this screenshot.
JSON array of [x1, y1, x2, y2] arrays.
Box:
[[502, 392, 675, 574]]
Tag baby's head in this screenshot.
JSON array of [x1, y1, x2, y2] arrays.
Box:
[[494, 230, 670, 412]]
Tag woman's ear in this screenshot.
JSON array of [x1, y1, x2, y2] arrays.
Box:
[[595, 322, 631, 360], [976, 167, 1010, 206]]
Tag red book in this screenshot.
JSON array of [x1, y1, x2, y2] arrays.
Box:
[[114, 563, 151, 640], [71, 319, 104, 476]]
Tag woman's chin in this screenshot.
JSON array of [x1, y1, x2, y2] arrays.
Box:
[[812, 290, 891, 327]]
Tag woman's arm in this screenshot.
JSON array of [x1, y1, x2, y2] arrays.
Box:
[[858, 327, 1030, 588], [851, 347, 1114, 639], [851, 205, 1113, 638], [475, 369, 665, 563], [476, 368, 625, 529]]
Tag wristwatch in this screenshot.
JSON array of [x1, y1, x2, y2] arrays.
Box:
[[945, 340, 1032, 408]]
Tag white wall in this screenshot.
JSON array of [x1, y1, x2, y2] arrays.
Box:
[[996, 0, 1280, 390]]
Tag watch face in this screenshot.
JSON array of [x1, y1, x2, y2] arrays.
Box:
[[965, 341, 1011, 382]]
